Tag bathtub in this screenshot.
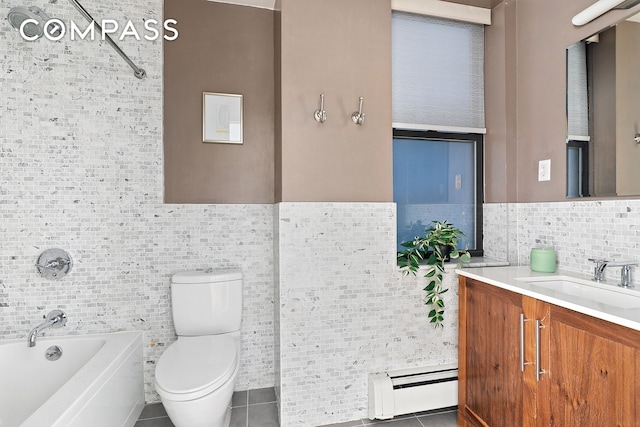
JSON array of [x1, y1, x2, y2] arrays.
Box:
[[0, 330, 144, 427]]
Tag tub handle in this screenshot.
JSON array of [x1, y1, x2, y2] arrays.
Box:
[[35, 249, 73, 280]]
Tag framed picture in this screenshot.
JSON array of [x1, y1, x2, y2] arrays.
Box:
[[203, 92, 243, 144]]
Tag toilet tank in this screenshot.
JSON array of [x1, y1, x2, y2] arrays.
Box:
[[171, 269, 243, 336]]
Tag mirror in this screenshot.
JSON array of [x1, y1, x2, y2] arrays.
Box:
[[566, 12, 640, 198]]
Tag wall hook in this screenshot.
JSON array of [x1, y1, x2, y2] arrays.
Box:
[[351, 96, 365, 125], [314, 94, 327, 123], [635, 133, 640, 144]]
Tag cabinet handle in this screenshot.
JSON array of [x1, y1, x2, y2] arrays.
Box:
[[520, 313, 525, 372], [535, 319, 546, 381], [519, 313, 532, 372]]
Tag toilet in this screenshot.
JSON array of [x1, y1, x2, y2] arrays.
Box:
[[155, 269, 242, 427]]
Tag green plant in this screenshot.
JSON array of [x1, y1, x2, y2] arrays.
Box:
[[397, 220, 471, 328]]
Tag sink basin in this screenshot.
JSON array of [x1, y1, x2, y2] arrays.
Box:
[[516, 276, 640, 310]]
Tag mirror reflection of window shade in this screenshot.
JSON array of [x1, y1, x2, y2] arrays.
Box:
[[392, 11, 485, 129], [567, 42, 590, 139]]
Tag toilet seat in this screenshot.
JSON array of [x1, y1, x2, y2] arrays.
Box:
[[155, 335, 238, 402]]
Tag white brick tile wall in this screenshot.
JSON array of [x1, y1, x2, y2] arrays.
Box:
[[0, 0, 274, 402], [275, 203, 460, 426], [484, 200, 640, 284]]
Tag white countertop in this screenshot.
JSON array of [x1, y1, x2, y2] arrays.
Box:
[[461, 257, 510, 268], [455, 265, 640, 332]]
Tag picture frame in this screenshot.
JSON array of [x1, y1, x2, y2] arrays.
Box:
[[202, 92, 243, 144]]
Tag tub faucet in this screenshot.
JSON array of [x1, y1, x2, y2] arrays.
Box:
[[27, 310, 67, 348]]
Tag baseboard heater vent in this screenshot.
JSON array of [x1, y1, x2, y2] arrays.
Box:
[[368, 363, 457, 420]]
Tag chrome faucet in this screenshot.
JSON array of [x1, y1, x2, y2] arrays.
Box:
[[621, 265, 634, 288], [607, 261, 638, 288], [27, 310, 67, 347], [588, 258, 609, 282]]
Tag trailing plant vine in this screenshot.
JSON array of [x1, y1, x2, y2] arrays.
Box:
[[397, 220, 471, 327]]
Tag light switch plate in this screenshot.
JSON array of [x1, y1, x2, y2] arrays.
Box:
[[538, 159, 551, 181]]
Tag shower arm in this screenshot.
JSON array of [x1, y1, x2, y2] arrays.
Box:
[[68, 0, 146, 79]]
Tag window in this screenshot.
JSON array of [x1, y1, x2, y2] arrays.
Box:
[[566, 41, 590, 198], [567, 140, 589, 198], [394, 130, 483, 254], [392, 11, 485, 255]]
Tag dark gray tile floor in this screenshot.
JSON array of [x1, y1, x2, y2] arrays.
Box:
[[134, 387, 278, 427], [320, 409, 458, 427], [135, 388, 457, 427], [231, 387, 278, 427]]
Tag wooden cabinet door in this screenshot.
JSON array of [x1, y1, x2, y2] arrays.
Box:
[[459, 277, 525, 427], [542, 304, 640, 426]]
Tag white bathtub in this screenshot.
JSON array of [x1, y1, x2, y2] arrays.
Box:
[[0, 331, 144, 427]]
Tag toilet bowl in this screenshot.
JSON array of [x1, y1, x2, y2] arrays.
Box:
[[155, 269, 243, 427], [155, 336, 239, 427]]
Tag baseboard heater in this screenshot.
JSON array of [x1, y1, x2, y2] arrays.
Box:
[[368, 363, 458, 420]]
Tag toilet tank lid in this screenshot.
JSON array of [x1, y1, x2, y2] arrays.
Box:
[[172, 269, 242, 284]]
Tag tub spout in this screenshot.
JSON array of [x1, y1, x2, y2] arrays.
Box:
[[27, 310, 67, 347]]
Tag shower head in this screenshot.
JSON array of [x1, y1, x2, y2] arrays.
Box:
[[7, 1, 146, 78], [7, 5, 61, 40]]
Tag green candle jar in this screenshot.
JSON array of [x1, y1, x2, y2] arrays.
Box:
[[530, 248, 557, 273]]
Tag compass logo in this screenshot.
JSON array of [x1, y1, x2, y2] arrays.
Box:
[[18, 18, 179, 42]]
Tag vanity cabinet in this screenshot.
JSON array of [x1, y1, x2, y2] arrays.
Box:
[[458, 276, 525, 427], [458, 276, 640, 427]]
